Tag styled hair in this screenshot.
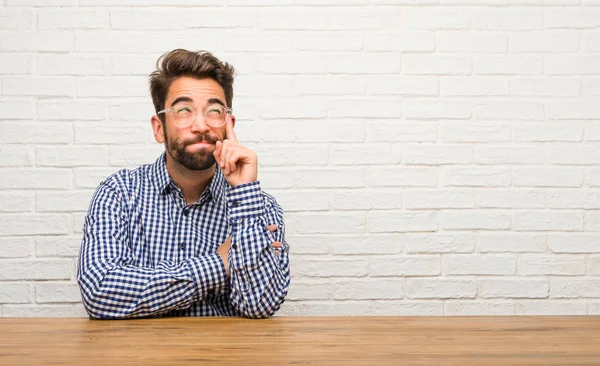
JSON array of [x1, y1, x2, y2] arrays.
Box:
[[149, 49, 235, 121]]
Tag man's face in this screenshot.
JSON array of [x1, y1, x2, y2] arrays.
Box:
[[158, 76, 230, 171]]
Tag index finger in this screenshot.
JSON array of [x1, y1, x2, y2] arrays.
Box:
[[225, 115, 238, 143]]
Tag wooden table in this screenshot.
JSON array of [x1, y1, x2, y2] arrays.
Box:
[[1, 316, 600, 365]]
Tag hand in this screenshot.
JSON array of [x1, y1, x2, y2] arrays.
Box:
[[216, 225, 283, 278], [213, 118, 257, 187]]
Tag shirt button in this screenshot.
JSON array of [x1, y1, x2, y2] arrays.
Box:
[[179, 241, 186, 249], [231, 200, 239, 208], [183, 209, 189, 217], [232, 243, 237, 250]]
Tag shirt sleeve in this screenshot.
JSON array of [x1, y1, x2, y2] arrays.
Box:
[[77, 181, 228, 319], [226, 181, 291, 318]]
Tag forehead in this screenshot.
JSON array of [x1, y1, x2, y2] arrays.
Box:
[[166, 76, 225, 104]]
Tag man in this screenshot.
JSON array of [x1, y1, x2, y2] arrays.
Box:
[[77, 49, 290, 319]]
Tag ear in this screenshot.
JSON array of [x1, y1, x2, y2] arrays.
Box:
[[151, 115, 165, 144], [230, 114, 236, 129]]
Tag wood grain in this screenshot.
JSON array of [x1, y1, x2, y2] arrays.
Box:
[[1, 316, 600, 365]]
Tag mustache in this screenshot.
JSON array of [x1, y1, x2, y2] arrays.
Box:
[[182, 134, 219, 146]]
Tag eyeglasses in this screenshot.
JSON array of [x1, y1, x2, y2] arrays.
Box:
[[157, 103, 233, 128]]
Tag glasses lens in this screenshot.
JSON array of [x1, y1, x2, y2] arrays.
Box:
[[172, 104, 194, 128], [205, 105, 229, 127]]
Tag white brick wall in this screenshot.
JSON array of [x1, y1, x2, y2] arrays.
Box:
[[1, 1, 599, 317]]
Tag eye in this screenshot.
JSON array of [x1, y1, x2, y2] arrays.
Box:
[[206, 105, 224, 116], [174, 105, 193, 115]]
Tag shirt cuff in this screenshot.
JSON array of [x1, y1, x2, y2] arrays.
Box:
[[187, 254, 228, 299], [227, 181, 265, 222]]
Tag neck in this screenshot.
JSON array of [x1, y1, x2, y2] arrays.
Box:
[[165, 154, 215, 204]]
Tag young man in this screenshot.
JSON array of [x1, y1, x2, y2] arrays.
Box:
[[77, 49, 290, 319]]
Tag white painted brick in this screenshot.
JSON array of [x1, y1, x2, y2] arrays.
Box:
[[109, 10, 182, 30], [405, 189, 475, 209], [287, 280, 334, 301], [365, 32, 434, 52], [278, 301, 371, 316], [478, 233, 547, 253], [479, 279, 548, 299], [442, 167, 511, 187], [37, 147, 108, 167], [548, 144, 600, 165], [75, 125, 149, 145], [75, 30, 219, 53], [549, 234, 600, 253], [257, 56, 327, 74], [514, 122, 583, 142], [518, 255, 585, 276], [473, 101, 544, 120], [222, 34, 291, 52], [585, 211, 600, 231], [294, 76, 364, 95], [38, 9, 108, 30], [437, 31, 507, 53], [591, 302, 600, 315], [407, 279, 477, 299], [369, 256, 441, 277], [0, 122, 72, 144], [108, 146, 163, 167], [368, 122, 437, 143], [368, 211, 437, 233], [472, 9, 542, 30], [0, 191, 34, 213], [0, 237, 32, 258], [38, 55, 109, 76], [73, 168, 127, 189], [108, 100, 155, 122], [513, 167, 583, 187], [367, 76, 438, 96], [445, 301, 515, 315], [330, 98, 402, 118], [110, 54, 158, 76], [236, 77, 295, 98], [440, 77, 509, 96], [515, 300, 587, 315], [289, 168, 365, 188], [550, 278, 600, 298], [330, 234, 403, 255], [548, 101, 600, 119], [405, 233, 475, 254], [0, 147, 33, 167], [545, 9, 600, 29], [0, 283, 31, 303], [588, 256, 600, 275], [258, 98, 328, 119], [477, 189, 545, 209], [2, 76, 74, 97], [368, 166, 437, 188], [293, 258, 368, 277], [259, 8, 398, 30], [475, 146, 546, 165], [6, 0, 75, 4], [329, 144, 401, 165], [584, 31, 600, 51], [405, 145, 472, 165], [0, 53, 33, 74], [403, 55, 471, 75], [585, 121, 600, 141], [76, 76, 147, 97], [295, 34, 363, 51], [440, 124, 510, 143], [0, 259, 72, 280], [0, 169, 72, 190], [331, 189, 403, 210], [36, 236, 82, 257], [1, 305, 78, 317], [590, 168, 600, 187], [0, 8, 33, 30], [0, 31, 73, 52], [547, 190, 600, 209], [583, 77, 600, 94], [514, 210, 583, 232], [512, 0, 579, 4], [73, 212, 86, 235], [440, 210, 511, 230], [36, 191, 94, 213], [511, 78, 580, 97], [334, 279, 404, 300], [402, 8, 470, 30], [35, 282, 81, 303], [0, 214, 72, 236], [474, 55, 543, 75], [270, 190, 330, 212], [371, 301, 443, 316], [328, 54, 401, 74], [545, 55, 600, 75], [295, 212, 366, 234], [287, 235, 329, 255], [404, 100, 471, 119], [37, 100, 106, 121], [510, 31, 579, 52]]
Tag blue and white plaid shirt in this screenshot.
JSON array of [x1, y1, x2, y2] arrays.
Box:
[[77, 153, 290, 319]]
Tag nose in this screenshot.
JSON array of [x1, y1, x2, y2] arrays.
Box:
[[189, 113, 210, 133]]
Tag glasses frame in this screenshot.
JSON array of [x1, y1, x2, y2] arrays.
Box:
[[157, 104, 233, 129]]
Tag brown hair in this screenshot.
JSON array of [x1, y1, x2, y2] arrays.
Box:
[[149, 49, 235, 121]]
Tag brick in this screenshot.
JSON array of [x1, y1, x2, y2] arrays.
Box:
[[76, 76, 147, 97], [0, 191, 34, 213], [257, 56, 328, 74], [545, 8, 600, 28], [584, 78, 600, 96], [510, 31, 579, 52], [293, 168, 367, 188], [295, 212, 366, 234], [368, 210, 437, 233], [366, 76, 438, 96], [402, 8, 470, 30], [0, 31, 73, 52], [328, 54, 401, 74], [295, 34, 363, 51], [588, 256, 600, 275], [293, 258, 368, 277], [0, 259, 72, 280], [549, 234, 600, 253], [73, 168, 122, 189], [0, 169, 71, 190], [5, 0, 75, 4], [36, 236, 82, 257], [329, 144, 402, 165], [294, 76, 364, 95], [75, 30, 219, 53], [0, 214, 72, 236], [445, 301, 515, 316], [330, 98, 402, 118], [270, 190, 330, 212], [471, 9, 542, 30], [365, 32, 434, 52], [546, 190, 600, 209], [222, 34, 291, 52], [478, 233, 547, 253], [405, 189, 474, 209], [75, 125, 148, 145], [0, 147, 33, 167], [404, 145, 472, 165], [287, 235, 330, 255], [440, 210, 511, 230], [548, 144, 600, 165], [369, 256, 441, 277], [73, 213, 86, 234], [548, 101, 600, 119], [440, 77, 509, 96], [545, 55, 600, 75], [514, 211, 583, 231], [518, 255, 585, 276], [514, 122, 583, 142], [437, 31, 507, 52], [586, 211, 600, 231], [0, 8, 33, 30], [108, 146, 163, 167], [583, 31, 600, 51], [35, 282, 81, 303], [0, 283, 31, 303], [38, 55, 109, 76], [473, 101, 544, 120], [591, 302, 600, 315], [334, 279, 404, 300], [287, 280, 334, 301], [0, 122, 72, 144], [108, 100, 155, 121], [475, 146, 546, 165], [330, 234, 403, 255], [1, 305, 78, 317], [512, 167, 583, 187], [368, 122, 437, 143], [236, 77, 295, 98], [331, 189, 403, 210], [407, 279, 477, 299], [0, 53, 33, 74], [476, 189, 545, 209], [440, 124, 510, 143], [474, 55, 543, 75], [2, 76, 74, 97], [37, 147, 108, 167], [590, 168, 600, 187], [403, 55, 471, 75], [442, 167, 510, 187], [404, 99, 471, 119], [37, 100, 106, 121], [278, 301, 371, 316], [511, 78, 580, 97], [258, 98, 328, 119], [36, 191, 94, 213], [0, 237, 33, 258], [259, 8, 397, 30], [479, 279, 548, 299], [371, 301, 443, 316], [368, 166, 437, 188], [110, 54, 159, 76], [550, 278, 600, 298], [38, 9, 108, 30], [516, 300, 587, 315], [512, 0, 579, 4], [405, 233, 475, 254]]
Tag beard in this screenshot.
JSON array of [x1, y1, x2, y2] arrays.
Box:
[[164, 129, 222, 171]]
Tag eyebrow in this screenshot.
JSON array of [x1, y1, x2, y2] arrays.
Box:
[[170, 97, 226, 108]]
